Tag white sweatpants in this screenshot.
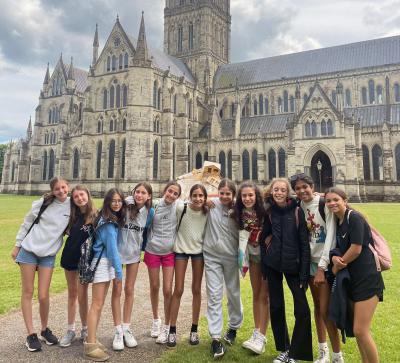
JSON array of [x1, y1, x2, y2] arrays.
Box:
[[204, 251, 243, 339]]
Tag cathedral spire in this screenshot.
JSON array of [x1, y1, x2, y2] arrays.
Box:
[[133, 11, 149, 64], [92, 23, 99, 66], [27, 116, 32, 140], [67, 57, 75, 80], [43, 62, 50, 84]]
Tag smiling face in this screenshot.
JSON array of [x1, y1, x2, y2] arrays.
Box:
[[241, 187, 256, 209], [52, 181, 69, 202], [190, 187, 206, 211], [72, 189, 89, 211], [325, 192, 347, 215], [134, 185, 151, 208], [219, 186, 234, 207], [164, 185, 181, 204], [271, 181, 289, 206], [294, 180, 314, 203], [110, 193, 123, 212]]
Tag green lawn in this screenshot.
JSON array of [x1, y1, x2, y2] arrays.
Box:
[[157, 203, 400, 363], [1, 196, 398, 362]]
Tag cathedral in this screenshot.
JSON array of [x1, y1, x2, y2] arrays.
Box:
[[2, 0, 400, 201]]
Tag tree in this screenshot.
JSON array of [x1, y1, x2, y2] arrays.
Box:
[[0, 144, 7, 183]]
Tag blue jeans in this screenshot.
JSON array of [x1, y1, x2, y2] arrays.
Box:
[[15, 247, 56, 268]]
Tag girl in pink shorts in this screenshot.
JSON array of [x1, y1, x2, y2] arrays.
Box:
[[144, 181, 181, 344]]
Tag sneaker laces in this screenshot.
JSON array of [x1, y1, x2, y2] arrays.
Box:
[[190, 331, 199, 340], [276, 351, 289, 362]]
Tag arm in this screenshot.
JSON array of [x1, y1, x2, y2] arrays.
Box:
[[15, 198, 43, 247], [298, 208, 311, 288], [104, 224, 123, 280]]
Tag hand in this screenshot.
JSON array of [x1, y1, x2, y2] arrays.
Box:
[[206, 199, 215, 209], [11, 246, 21, 260], [314, 267, 326, 286], [332, 264, 339, 275], [332, 255, 347, 270]]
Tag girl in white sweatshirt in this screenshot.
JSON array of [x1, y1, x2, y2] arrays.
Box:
[[290, 174, 344, 363], [11, 177, 71, 352]]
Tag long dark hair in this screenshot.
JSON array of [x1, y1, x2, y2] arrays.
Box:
[[235, 181, 265, 229], [67, 184, 97, 232], [43, 177, 69, 206], [189, 183, 208, 215], [97, 188, 126, 228], [128, 182, 153, 220]]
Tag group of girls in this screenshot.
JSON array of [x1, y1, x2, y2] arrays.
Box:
[[12, 174, 384, 363]]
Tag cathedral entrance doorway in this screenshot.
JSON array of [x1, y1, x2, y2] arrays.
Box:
[[310, 150, 333, 192]]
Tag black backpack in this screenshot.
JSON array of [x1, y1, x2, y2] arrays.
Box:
[[78, 228, 105, 284]]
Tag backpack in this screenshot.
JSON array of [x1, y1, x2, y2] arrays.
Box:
[[141, 207, 155, 252], [176, 202, 188, 232], [318, 197, 326, 223], [347, 210, 392, 272], [24, 201, 50, 238], [78, 228, 105, 284]]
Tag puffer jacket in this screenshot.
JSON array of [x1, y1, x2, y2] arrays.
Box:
[[260, 197, 310, 286]]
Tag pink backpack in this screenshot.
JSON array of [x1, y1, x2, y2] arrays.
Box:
[[347, 210, 392, 272]]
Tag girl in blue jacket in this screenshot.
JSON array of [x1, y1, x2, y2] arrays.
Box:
[[84, 188, 126, 362]]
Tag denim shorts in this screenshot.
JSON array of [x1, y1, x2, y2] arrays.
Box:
[[175, 252, 204, 261], [15, 247, 56, 268]]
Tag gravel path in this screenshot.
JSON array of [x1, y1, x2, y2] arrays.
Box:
[[0, 264, 206, 363]]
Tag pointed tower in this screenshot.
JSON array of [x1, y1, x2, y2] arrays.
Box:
[[67, 57, 76, 92], [133, 12, 151, 66], [26, 116, 32, 140], [92, 23, 99, 66], [336, 78, 344, 113], [43, 63, 50, 85]]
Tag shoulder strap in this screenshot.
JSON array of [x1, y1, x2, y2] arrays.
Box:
[[346, 209, 352, 223], [295, 206, 299, 228], [25, 201, 49, 238], [318, 197, 326, 222], [145, 207, 155, 229], [177, 202, 188, 232]]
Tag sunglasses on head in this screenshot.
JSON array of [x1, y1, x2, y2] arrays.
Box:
[[289, 173, 306, 182]]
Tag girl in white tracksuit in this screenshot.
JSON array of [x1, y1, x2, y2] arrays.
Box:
[[203, 178, 242, 359]]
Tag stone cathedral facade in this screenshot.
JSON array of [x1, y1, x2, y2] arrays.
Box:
[[2, 0, 400, 200]]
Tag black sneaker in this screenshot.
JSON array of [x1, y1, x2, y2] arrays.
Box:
[[223, 328, 236, 346], [26, 333, 42, 352], [189, 331, 199, 345], [211, 339, 225, 359], [40, 327, 59, 345], [166, 333, 177, 348]]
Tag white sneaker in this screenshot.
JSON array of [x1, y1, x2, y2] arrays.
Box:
[[155, 325, 169, 344], [314, 346, 330, 363], [123, 329, 138, 348], [243, 330, 266, 355], [59, 330, 76, 347], [242, 329, 257, 350], [150, 318, 162, 338], [112, 331, 124, 351], [332, 353, 345, 363]]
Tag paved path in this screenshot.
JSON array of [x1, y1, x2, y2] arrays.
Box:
[[0, 264, 205, 363]]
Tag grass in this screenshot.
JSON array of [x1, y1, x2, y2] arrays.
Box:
[[1, 196, 398, 361], [157, 203, 400, 363]]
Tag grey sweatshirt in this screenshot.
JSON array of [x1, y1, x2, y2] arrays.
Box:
[[16, 197, 71, 257], [145, 198, 177, 255], [203, 198, 239, 257]]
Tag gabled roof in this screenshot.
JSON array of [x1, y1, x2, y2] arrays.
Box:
[[344, 104, 400, 127], [66, 65, 88, 94], [215, 35, 400, 89]]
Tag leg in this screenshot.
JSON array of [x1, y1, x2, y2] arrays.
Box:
[[162, 266, 174, 324], [37, 266, 54, 331], [266, 266, 290, 352], [77, 282, 89, 327], [122, 263, 140, 324], [285, 273, 313, 361], [191, 258, 204, 326], [19, 264, 37, 335], [87, 282, 110, 343], [111, 278, 123, 326], [169, 259, 188, 327], [353, 296, 379, 363], [204, 252, 224, 339], [309, 277, 327, 343], [147, 267, 161, 319], [64, 269, 79, 327]]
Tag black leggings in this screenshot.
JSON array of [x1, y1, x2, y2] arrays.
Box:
[[266, 266, 313, 361]]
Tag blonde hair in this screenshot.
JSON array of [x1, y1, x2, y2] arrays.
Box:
[[263, 178, 292, 200]]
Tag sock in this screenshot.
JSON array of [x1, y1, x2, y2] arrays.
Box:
[[191, 324, 198, 333], [169, 326, 176, 334], [115, 325, 123, 334], [81, 325, 88, 331], [122, 323, 130, 332], [332, 352, 343, 358], [68, 323, 76, 332], [318, 342, 328, 350]]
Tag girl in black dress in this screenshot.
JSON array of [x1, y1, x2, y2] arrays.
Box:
[[325, 187, 384, 363], [59, 185, 97, 347]]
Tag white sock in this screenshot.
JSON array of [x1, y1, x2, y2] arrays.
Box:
[[318, 342, 328, 350], [115, 325, 123, 334], [68, 323, 76, 332], [332, 351, 343, 358], [122, 323, 130, 332]]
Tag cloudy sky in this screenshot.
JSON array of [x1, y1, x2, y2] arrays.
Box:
[[1, 0, 400, 143]]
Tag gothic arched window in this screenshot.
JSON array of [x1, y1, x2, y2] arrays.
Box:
[[321, 120, 327, 136], [122, 85, 128, 107], [204, 151, 208, 162], [111, 55, 116, 71], [227, 150, 232, 179], [362, 144, 370, 181], [278, 148, 285, 177], [251, 149, 258, 180], [153, 140, 159, 179], [121, 139, 126, 178], [173, 94, 177, 114], [303, 93, 308, 105], [124, 53, 129, 68], [103, 89, 108, 109], [42, 150, 47, 180], [188, 23, 194, 50], [376, 85, 383, 104], [283, 91, 288, 112], [305, 121, 311, 137], [345, 89, 352, 107], [265, 98, 269, 114], [368, 80, 375, 104], [361, 87, 368, 105], [109, 119, 114, 132], [277, 97, 282, 113], [219, 151, 226, 178], [73, 149, 79, 179], [116, 84, 121, 108], [118, 54, 123, 70], [108, 140, 115, 178], [122, 118, 127, 131], [395, 143, 400, 181], [395, 83, 400, 103], [372, 144, 383, 180], [195, 152, 202, 169], [48, 149, 55, 179], [110, 85, 115, 108], [311, 121, 317, 137], [153, 81, 157, 108], [242, 150, 250, 180], [327, 119, 333, 135], [107, 56, 111, 72], [259, 95, 264, 114], [96, 141, 102, 178], [289, 96, 295, 112], [48, 110, 52, 124], [158, 88, 162, 110], [268, 149, 276, 180], [253, 100, 258, 116], [97, 120, 102, 133], [11, 162, 16, 182]]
